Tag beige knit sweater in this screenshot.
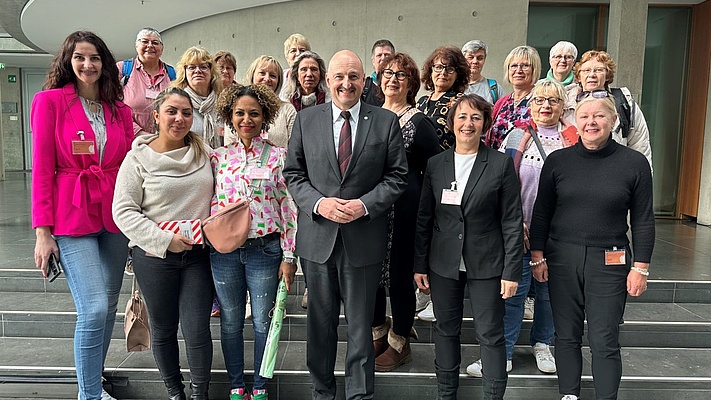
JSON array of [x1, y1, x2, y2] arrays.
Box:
[[112, 134, 214, 258]]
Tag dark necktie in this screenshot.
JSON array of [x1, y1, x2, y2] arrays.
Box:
[[338, 111, 352, 175]]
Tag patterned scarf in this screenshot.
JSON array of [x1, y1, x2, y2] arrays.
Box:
[[184, 86, 219, 148]]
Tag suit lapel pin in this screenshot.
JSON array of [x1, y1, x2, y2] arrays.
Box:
[[363, 116, 369, 120]]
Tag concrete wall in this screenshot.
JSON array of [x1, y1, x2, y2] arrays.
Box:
[[0, 67, 24, 172], [161, 0, 529, 93]]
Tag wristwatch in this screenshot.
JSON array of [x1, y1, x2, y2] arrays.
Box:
[[283, 257, 296, 264]]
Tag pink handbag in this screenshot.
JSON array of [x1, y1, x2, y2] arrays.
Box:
[[202, 198, 252, 254]]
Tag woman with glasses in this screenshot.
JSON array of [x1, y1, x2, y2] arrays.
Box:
[[416, 46, 469, 151], [214, 50, 239, 89], [279, 33, 311, 101], [243, 55, 297, 148], [466, 80, 578, 378], [173, 46, 223, 148], [485, 46, 542, 150], [370, 52, 440, 372], [282, 51, 330, 112], [564, 50, 652, 169], [118, 27, 176, 136], [546, 41, 578, 86], [529, 94, 654, 400], [462, 39, 506, 105]]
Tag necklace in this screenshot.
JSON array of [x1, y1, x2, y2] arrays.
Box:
[[82, 97, 102, 114]]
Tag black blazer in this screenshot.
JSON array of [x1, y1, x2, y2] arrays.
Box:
[[413, 145, 523, 281]]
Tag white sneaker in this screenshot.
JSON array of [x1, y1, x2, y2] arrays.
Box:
[[561, 395, 578, 400], [465, 359, 512, 377], [101, 388, 117, 400], [415, 289, 430, 312], [533, 342, 556, 373], [245, 292, 252, 320], [417, 301, 436, 322], [523, 297, 534, 320]]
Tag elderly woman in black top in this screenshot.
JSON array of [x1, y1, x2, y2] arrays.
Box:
[[529, 95, 654, 400], [414, 94, 523, 400], [416, 46, 469, 150]]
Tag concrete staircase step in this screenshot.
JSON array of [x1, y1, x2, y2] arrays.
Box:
[[0, 337, 709, 399]]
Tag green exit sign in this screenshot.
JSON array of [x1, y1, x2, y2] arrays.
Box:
[[8, 75, 16, 83], [0, 63, 5, 69]]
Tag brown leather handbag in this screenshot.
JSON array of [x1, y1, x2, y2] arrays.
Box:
[[202, 198, 252, 253]]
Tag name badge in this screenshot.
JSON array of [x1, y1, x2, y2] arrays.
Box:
[[72, 140, 95, 155], [441, 189, 462, 206], [249, 167, 271, 180], [145, 88, 160, 99], [605, 247, 626, 265]]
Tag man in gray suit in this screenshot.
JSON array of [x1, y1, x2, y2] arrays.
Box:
[[284, 50, 408, 400]]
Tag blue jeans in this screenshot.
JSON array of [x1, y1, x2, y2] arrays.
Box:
[[56, 229, 128, 400], [503, 252, 555, 360], [210, 235, 281, 390]]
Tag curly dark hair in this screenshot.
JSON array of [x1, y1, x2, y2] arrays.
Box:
[[43, 31, 123, 117], [446, 94, 493, 134], [421, 46, 469, 93], [216, 84, 281, 132], [375, 52, 421, 106]]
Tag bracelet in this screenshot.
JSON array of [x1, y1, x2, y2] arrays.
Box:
[[529, 258, 547, 267], [631, 266, 649, 276]]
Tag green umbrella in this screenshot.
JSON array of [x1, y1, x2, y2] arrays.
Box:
[[260, 276, 288, 378]]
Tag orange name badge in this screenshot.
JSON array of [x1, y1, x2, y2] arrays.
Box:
[[72, 140, 95, 155], [604, 248, 626, 266]]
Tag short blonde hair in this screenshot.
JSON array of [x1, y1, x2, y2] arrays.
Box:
[[283, 33, 311, 60], [173, 46, 222, 93], [245, 55, 284, 94], [574, 95, 617, 118], [532, 80, 566, 101], [503, 46, 541, 85]]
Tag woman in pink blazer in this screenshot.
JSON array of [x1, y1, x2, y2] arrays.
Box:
[[31, 31, 133, 400]]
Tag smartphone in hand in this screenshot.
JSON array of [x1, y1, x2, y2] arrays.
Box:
[[47, 253, 62, 282]]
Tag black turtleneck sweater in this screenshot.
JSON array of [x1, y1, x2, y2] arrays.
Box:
[[529, 137, 655, 263]]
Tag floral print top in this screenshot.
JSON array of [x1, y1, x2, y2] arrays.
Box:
[[486, 93, 532, 150], [210, 136, 297, 258]]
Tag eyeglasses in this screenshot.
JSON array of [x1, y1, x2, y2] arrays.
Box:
[[576, 89, 610, 102], [217, 65, 235, 72], [432, 64, 455, 74], [509, 63, 531, 71], [579, 67, 607, 75], [382, 69, 408, 81], [532, 97, 562, 106], [551, 55, 575, 61], [186, 64, 210, 72], [137, 39, 162, 47]]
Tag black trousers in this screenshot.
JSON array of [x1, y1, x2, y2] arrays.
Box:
[[132, 246, 214, 387], [303, 234, 381, 400], [430, 271, 507, 381], [546, 238, 629, 400]]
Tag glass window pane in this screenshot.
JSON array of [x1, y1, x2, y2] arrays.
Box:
[[642, 7, 691, 216], [527, 5, 600, 79]]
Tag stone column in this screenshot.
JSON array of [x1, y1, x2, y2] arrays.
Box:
[[606, 0, 649, 100]]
